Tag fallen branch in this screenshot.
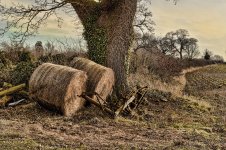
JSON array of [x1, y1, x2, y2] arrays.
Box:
[[115, 95, 136, 117], [0, 96, 12, 107], [0, 84, 26, 97], [81, 94, 114, 116], [3, 82, 13, 88], [81, 86, 148, 118], [133, 89, 148, 110], [94, 92, 107, 104], [18, 91, 29, 98], [8, 99, 26, 107], [115, 86, 148, 118]]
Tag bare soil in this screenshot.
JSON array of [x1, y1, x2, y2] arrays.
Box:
[[0, 65, 226, 149]]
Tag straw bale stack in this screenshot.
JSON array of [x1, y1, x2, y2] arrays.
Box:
[[29, 63, 87, 116], [70, 57, 115, 104]]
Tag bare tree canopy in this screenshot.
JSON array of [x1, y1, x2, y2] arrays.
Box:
[[134, 0, 154, 35], [158, 32, 175, 55], [184, 38, 199, 59], [0, 0, 177, 42], [212, 54, 224, 62], [157, 29, 199, 59], [0, 0, 85, 42]]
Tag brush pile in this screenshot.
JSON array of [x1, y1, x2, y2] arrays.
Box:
[[0, 83, 28, 107], [1, 57, 120, 117]]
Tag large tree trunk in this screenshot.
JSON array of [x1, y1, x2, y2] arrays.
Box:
[[72, 0, 137, 97]]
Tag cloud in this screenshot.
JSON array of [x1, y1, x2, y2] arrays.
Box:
[[0, 0, 83, 41], [151, 0, 226, 58], [1, 0, 226, 59], [39, 15, 83, 37]]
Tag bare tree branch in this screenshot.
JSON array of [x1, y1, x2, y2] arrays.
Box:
[[0, 0, 71, 42], [0, 0, 101, 42]]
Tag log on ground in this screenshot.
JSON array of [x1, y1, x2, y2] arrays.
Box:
[[0, 84, 26, 97], [70, 57, 115, 104], [29, 63, 87, 116], [0, 96, 12, 107]]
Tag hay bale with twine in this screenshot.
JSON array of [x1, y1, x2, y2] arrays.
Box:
[[29, 63, 87, 116], [70, 57, 115, 104]]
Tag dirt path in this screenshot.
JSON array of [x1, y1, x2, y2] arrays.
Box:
[[173, 64, 218, 96], [173, 67, 204, 96]]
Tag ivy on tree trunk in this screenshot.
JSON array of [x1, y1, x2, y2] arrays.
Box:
[[72, 0, 137, 98]]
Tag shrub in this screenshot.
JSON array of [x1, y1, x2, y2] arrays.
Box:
[[10, 62, 36, 85], [38, 53, 68, 65], [148, 53, 182, 79], [0, 67, 12, 86], [18, 50, 33, 62], [130, 48, 222, 81], [38, 52, 88, 66], [0, 51, 11, 66], [38, 54, 51, 63], [52, 53, 68, 65]]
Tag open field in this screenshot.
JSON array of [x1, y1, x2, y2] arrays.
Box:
[[0, 64, 225, 149], [185, 64, 226, 136]]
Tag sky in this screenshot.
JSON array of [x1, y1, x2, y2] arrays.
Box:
[[1, 0, 226, 58], [151, 0, 226, 58], [0, 0, 83, 45]]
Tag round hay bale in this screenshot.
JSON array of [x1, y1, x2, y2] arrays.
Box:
[[29, 63, 87, 116], [70, 57, 115, 104]]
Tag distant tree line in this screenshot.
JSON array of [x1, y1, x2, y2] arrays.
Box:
[[134, 26, 224, 62], [132, 2, 224, 62]]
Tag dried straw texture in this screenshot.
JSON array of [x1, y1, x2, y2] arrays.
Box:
[[70, 57, 115, 104], [29, 63, 87, 116]]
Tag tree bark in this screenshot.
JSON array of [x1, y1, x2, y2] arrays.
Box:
[[72, 0, 137, 97], [179, 50, 183, 59], [179, 44, 183, 59]]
